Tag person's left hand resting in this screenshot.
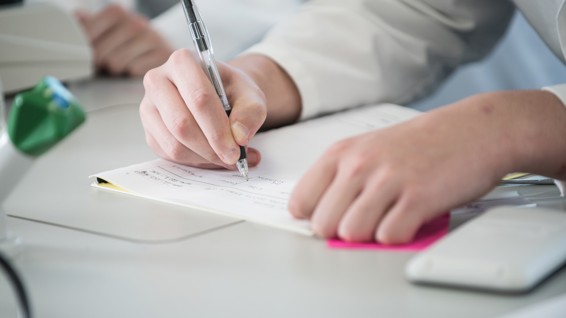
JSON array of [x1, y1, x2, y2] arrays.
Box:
[[288, 90, 566, 244], [76, 4, 173, 76]]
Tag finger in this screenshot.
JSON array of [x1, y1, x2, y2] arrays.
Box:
[[82, 4, 125, 43], [74, 10, 91, 24], [374, 194, 429, 245], [116, 32, 171, 76], [337, 172, 401, 242], [166, 49, 241, 165], [105, 35, 156, 75], [222, 65, 267, 145], [309, 164, 368, 239], [140, 96, 229, 168], [94, 15, 149, 67], [145, 131, 225, 169], [143, 100, 261, 168], [288, 147, 340, 220], [245, 147, 262, 167], [142, 69, 226, 167]]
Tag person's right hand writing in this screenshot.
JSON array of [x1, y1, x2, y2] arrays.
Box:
[[139, 49, 268, 170]]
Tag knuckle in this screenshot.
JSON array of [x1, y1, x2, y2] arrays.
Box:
[[325, 139, 350, 157], [107, 4, 126, 18], [189, 90, 215, 111], [370, 163, 398, 186], [401, 186, 426, 208], [143, 68, 160, 91], [163, 143, 186, 162], [138, 98, 153, 120], [250, 101, 267, 122], [339, 154, 370, 180], [168, 48, 192, 67], [169, 116, 192, 137], [132, 15, 149, 29]]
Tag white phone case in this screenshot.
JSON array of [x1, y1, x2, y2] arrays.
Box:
[[406, 206, 566, 292]]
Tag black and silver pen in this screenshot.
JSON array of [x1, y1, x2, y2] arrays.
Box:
[[180, 0, 249, 180]]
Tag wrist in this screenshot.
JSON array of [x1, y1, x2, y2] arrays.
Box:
[[228, 54, 301, 128], [472, 90, 566, 179]]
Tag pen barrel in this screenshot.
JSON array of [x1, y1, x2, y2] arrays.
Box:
[[238, 145, 246, 161]]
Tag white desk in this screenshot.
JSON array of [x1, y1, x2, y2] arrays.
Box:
[[1, 79, 566, 318]]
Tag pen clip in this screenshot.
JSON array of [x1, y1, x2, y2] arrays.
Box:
[[182, 0, 213, 54]]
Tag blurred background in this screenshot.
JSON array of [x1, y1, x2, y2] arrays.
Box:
[[411, 11, 566, 111]]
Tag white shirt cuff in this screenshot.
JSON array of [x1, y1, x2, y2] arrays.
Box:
[[555, 180, 566, 197], [543, 83, 566, 109], [542, 84, 566, 196]]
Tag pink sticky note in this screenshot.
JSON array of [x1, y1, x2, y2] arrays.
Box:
[[327, 214, 450, 252]]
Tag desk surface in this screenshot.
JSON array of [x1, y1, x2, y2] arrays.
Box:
[[1, 78, 566, 318]]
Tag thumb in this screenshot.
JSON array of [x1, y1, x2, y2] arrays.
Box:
[[229, 99, 266, 144], [218, 61, 267, 148]]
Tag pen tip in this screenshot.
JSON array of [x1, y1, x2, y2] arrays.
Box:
[[237, 159, 249, 181]]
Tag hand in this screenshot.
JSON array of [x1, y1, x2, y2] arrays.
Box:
[[288, 90, 566, 244], [76, 4, 173, 76], [139, 49, 267, 169]]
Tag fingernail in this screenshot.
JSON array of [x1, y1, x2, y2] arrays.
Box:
[[231, 121, 250, 144]]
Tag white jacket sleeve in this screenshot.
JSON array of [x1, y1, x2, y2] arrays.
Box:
[[245, 0, 515, 119]]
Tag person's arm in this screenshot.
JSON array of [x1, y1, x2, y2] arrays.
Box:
[[76, 4, 173, 76], [288, 89, 566, 243], [141, 0, 557, 245], [245, 0, 515, 119], [140, 0, 516, 169]]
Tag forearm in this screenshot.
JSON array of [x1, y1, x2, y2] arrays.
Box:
[[432, 90, 566, 180], [502, 90, 566, 180], [229, 53, 301, 129], [245, 0, 514, 119]]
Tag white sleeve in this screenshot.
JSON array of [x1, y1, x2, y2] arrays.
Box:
[[542, 83, 566, 197], [151, 1, 302, 61], [245, 0, 515, 119], [543, 84, 566, 109]]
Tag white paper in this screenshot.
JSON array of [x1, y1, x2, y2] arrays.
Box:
[[91, 104, 420, 235]]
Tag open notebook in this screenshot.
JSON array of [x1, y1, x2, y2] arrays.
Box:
[[91, 104, 421, 235]]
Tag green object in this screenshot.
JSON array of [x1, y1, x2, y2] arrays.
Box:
[[7, 76, 86, 156]]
